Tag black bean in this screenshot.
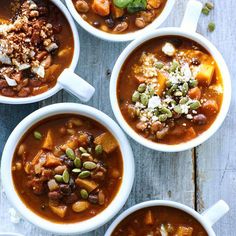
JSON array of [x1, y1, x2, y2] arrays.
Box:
[[59, 184, 71, 196], [105, 18, 115, 28], [191, 58, 201, 66], [48, 191, 62, 200], [88, 194, 98, 204], [193, 114, 207, 125], [64, 193, 78, 204], [93, 21, 101, 28]]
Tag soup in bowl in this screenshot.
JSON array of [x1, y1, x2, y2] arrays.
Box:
[[0, 0, 94, 104], [110, 0, 231, 151], [1, 103, 134, 234]]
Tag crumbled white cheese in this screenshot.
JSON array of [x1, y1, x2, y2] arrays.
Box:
[[180, 103, 189, 114], [148, 96, 161, 109], [18, 63, 31, 71], [162, 42, 176, 56], [160, 224, 168, 236], [180, 63, 192, 81], [9, 208, 21, 224], [4, 75, 17, 86], [32, 65, 45, 78], [46, 43, 58, 52], [187, 114, 193, 119]]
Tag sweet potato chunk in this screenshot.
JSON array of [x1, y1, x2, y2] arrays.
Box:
[[31, 150, 44, 165], [44, 153, 61, 167], [144, 210, 154, 225], [92, 0, 110, 16], [94, 132, 118, 153], [196, 64, 215, 86], [186, 127, 197, 140], [188, 87, 201, 100], [60, 138, 78, 150], [156, 72, 167, 96], [111, 5, 124, 18], [49, 205, 67, 218], [148, 0, 161, 9], [42, 130, 53, 150], [75, 178, 98, 193], [202, 99, 219, 114], [176, 226, 193, 236]]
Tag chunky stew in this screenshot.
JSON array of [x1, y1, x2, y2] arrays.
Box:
[[0, 0, 74, 98], [112, 206, 208, 236], [117, 36, 223, 144], [73, 0, 167, 33], [12, 115, 123, 223]]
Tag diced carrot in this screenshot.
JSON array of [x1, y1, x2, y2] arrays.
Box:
[[147, 0, 161, 9], [44, 153, 61, 167], [176, 226, 193, 236], [32, 85, 49, 95], [202, 99, 219, 114], [196, 64, 215, 86], [188, 87, 201, 100], [49, 205, 67, 218], [144, 210, 154, 225], [111, 5, 124, 18], [42, 130, 54, 150], [75, 178, 98, 193], [92, 0, 110, 16], [60, 138, 78, 150], [31, 150, 44, 165], [186, 127, 197, 140], [156, 72, 167, 96], [94, 132, 118, 153]]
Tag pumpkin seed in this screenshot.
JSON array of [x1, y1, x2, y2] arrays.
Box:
[[160, 107, 172, 118], [54, 174, 63, 182], [74, 157, 81, 168], [168, 84, 178, 94], [166, 81, 172, 88], [72, 168, 81, 173], [140, 93, 148, 106], [180, 97, 189, 104], [174, 105, 183, 114], [156, 61, 164, 69], [137, 83, 146, 93], [62, 169, 70, 183], [132, 91, 140, 102], [189, 79, 198, 88], [95, 145, 103, 155], [158, 114, 168, 122], [206, 2, 214, 10], [79, 147, 87, 153], [66, 148, 75, 160], [148, 87, 155, 96], [80, 189, 88, 199], [83, 161, 97, 170], [182, 82, 189, 96], [202, 6, 210, 15], [190, 101, 201, 110], [87, 147, 92, 153], [79, 171, 91, 179], [174, 91, 183, 97], [170, 61, 179, 72], [81, 153, 91, 158], [34, 131, 42, 140]]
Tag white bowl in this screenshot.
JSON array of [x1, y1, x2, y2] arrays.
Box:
[[109, 0, 231, 152], [65, 0, 176, 42], [0, 0, 95, 104], [105, 200, 229, 236], [1, 103, 135, 235]]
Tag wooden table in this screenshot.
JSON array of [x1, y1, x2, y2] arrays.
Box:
[[0, 0, 235, 235]]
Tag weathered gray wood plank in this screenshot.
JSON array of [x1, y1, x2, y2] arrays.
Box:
[[196, 1, 236, 236]]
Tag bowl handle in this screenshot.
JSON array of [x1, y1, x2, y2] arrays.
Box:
[[58, 68, 95, 102], [181, 0, 203, 32], [201, 200, 229, 227]]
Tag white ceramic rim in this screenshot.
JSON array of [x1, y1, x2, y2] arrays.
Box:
[[0, 0, 80, 104], [110, 27, 231, 152], [1, 103, 135, 235], [104, 200, 216, 236], [65, 0, 176, 42]]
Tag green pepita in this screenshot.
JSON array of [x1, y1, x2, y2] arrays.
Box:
[[174, 105, 183, 114], [83, 161, 97, 170], [180, 97, 189, 104], [132, 91, 140, 102], [72, 168, 81, 173], [137, 83, 146, 93], [54, 174, 63, 182], [202, 6, 210, 15], [158, 114, 168, 122], [34, 131, 42, 140], [190, 101, 201, 110], [80, 189, 88, 199], [140, 93, 148, 106], [170, 61, 179, 72], [66, 148, 75, 160], [95, 145, 103, 155], [160, 107, 172, 118], [62, 169, 70, 183], [174, 91, 183, 97], [81, 153, 91, 158], [79, 147, 87, 153], [189, 79, 198, 88], [156, 61, 164, 69], [166, 81, 172, 88], [74, 157, 82, 168], [206, 2, 214, 10], [182, 82, 189, 96], [79, 171, 91, 179], [168, 84, 178, 94], [208, 22, 215, 32]]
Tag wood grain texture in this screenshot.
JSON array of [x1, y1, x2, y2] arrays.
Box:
[[0, 0, 234, 235]]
